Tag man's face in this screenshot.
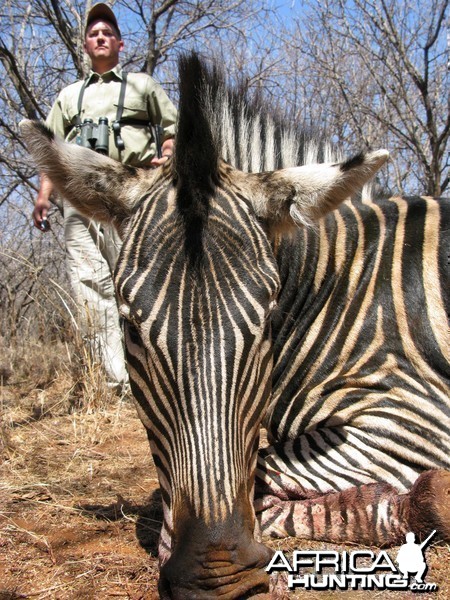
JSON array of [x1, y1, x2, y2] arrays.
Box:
[[84, 19, 124, 64]]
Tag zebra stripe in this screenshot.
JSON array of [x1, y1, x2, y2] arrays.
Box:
[[258, 195, 449, 504]]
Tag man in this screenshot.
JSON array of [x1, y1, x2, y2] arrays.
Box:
[[32, 3, 177, 393]]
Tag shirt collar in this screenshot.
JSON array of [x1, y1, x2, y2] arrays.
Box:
[[86, 64, 123, 84]]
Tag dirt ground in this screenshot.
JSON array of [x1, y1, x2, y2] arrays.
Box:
[[1, 375, 449, 599]]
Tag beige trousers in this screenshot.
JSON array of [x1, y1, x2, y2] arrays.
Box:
[[63, 199, 128, 390]]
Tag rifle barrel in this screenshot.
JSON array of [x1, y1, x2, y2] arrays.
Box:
[[420, 529, 437, 549]]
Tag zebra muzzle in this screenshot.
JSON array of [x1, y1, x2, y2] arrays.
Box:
[[158, 492, 272, 599]]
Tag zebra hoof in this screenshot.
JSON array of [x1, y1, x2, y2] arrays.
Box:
[[407, 469, 450, 542]]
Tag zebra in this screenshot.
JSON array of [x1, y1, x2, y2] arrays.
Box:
[[21, 52, 449, 599]]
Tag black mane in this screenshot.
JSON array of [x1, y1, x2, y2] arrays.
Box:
[[174, 52, 334, 266]]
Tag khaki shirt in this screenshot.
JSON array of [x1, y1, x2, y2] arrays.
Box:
[[46, 64, 177, 166]]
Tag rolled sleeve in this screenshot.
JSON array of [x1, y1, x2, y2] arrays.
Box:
[[45, 94, 67, 140]]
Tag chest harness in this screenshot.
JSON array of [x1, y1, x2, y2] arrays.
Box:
[[72, 73, 163, 157]]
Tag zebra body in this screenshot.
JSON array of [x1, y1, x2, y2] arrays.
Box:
[[268, 195, 449, 472], [21, 53, 450, 599], [257, 194, 449, 545]]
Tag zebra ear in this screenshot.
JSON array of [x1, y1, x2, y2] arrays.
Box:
[[20, 120, 157, 231], [250, 150, 389, 232]]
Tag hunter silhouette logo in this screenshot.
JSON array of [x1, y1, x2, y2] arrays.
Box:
[[267, 530, 439, 592], [396, 530, 436, 585]]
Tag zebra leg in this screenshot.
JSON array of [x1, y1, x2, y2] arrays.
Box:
[[256, 469, 450, 547]]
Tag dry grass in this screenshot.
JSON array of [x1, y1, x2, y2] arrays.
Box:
[[0, 342, 449, 599]]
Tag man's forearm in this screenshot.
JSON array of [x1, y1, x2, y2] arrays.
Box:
[[39, 173, 55, 200]]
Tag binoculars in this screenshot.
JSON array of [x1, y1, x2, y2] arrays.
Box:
[[76, 117, 109, 154]]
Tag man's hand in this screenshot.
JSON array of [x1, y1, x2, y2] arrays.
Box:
[[150, 154, 172, 168], [150, 137, 174, 168]]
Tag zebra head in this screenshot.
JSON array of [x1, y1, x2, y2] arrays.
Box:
[[21, 53, 388, 599]]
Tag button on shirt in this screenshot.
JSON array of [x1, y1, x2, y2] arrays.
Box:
[[46, 64, 177, 166]]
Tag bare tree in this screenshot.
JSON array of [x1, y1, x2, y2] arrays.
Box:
[[281, 0, 449, 196], [0, 0, 273, 341], [119, 0, 267, 77], [1, 0, 448, 344]]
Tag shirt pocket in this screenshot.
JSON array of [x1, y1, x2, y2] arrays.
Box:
[[118, 96, 150, 122]]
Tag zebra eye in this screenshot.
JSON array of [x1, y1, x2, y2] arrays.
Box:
[[268, 298, 278, 313], [266, 290, 279, 318], [119, 302, 144, 325], [119, 303, 131, 320]]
